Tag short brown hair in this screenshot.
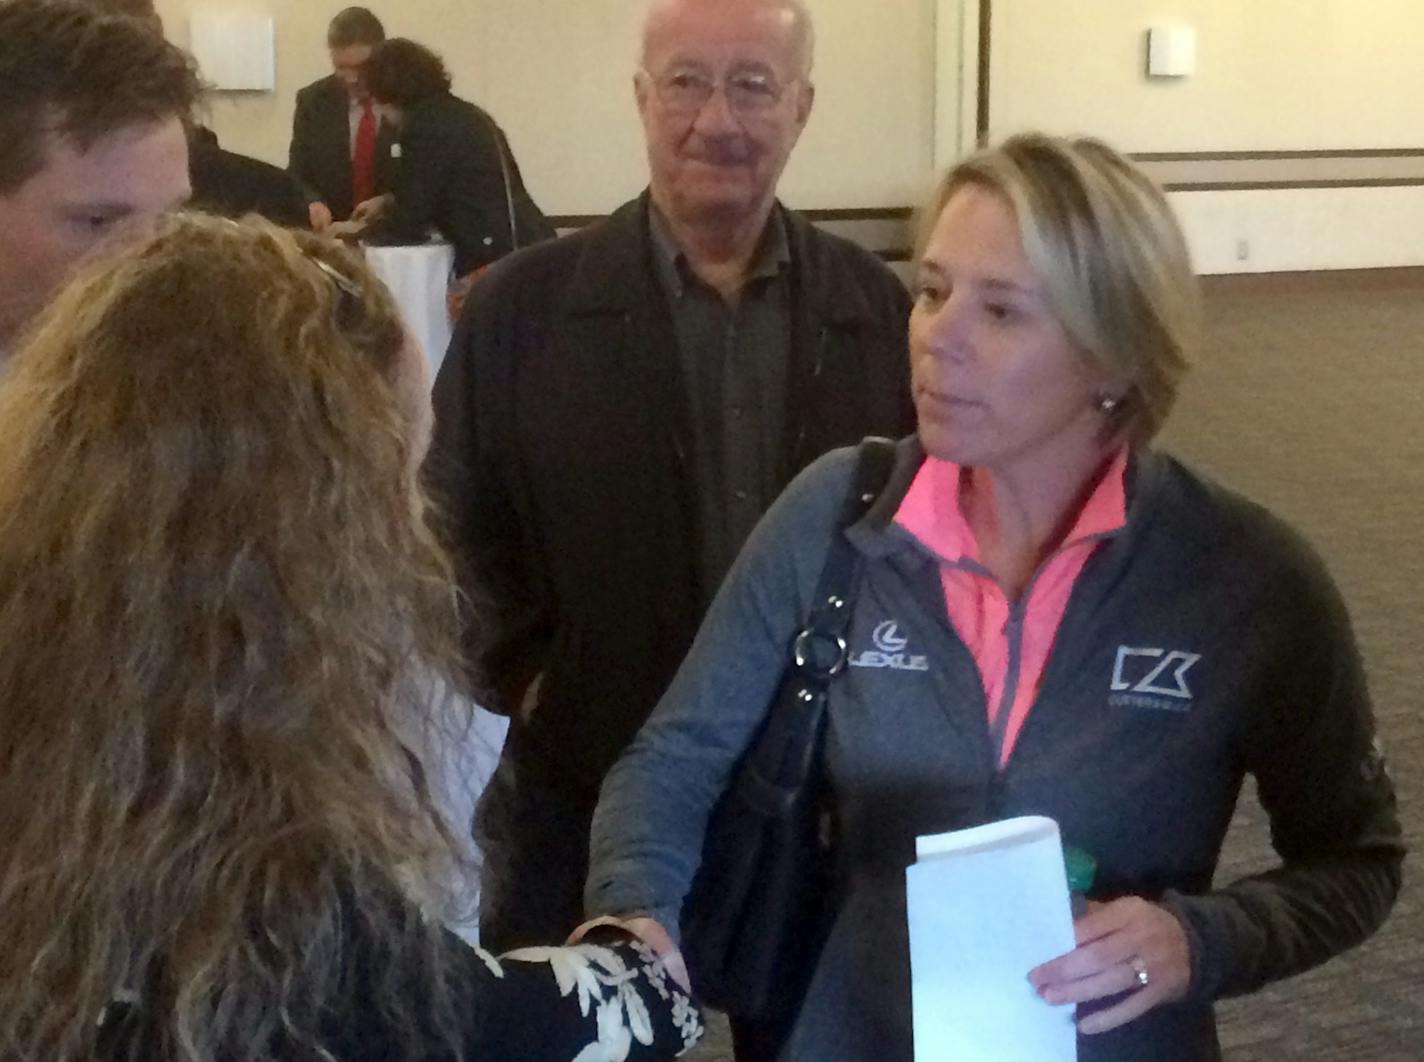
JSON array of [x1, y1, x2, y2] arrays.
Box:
[[327, 6, 385, 48], [364, 38, 453, 108], [72, 0, 158, 18], [0, 0, 201, 193], [918, 132, 1199, 444]]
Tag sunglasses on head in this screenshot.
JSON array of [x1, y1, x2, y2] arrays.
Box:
[[304, 250, 364, 328]]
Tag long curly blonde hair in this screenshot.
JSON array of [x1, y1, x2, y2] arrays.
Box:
[[0, 214, 476, 1060]]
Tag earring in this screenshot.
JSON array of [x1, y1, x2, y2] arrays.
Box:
[[1095, 393, 1123, 415]]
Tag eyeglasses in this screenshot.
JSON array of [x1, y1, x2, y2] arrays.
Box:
[[642, 64, 794, 116], [306, 252, 363, 328], [307, 253, 362, 302]]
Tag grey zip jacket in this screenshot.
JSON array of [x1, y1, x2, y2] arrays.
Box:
[[586, 437, 1403, 1061]]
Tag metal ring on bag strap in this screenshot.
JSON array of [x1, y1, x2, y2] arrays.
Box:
[[792, 628, 849, 678]]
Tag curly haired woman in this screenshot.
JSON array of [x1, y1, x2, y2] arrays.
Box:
[[0, 214, 701, 1062]]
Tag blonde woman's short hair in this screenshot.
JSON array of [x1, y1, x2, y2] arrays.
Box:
[[917, 132, 1200, 443]]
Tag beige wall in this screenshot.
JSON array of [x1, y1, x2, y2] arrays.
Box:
[[979, 0, 1424, 272], [1173, 186, 1424, 274], [157, 1, 1424, 270], [157, 0, 939, 215], [988, 0, 1424, 151]]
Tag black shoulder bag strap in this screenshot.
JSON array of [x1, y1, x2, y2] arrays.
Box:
[[682, 435, 899, 1028], [734, 435, 898, 810], [478, 107, 521, 252]]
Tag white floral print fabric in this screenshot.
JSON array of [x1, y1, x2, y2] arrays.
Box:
[[96, 929, 702, 1060], [486, 938, 704, 1060]]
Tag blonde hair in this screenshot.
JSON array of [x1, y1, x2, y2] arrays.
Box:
[[918, 132, 1200, 443], [0, 214, 474, 1060]]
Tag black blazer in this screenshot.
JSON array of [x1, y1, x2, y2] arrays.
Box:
[[189, 128, 308, 228], [368, 93, 552, 276], [287, 74, 394, 221]]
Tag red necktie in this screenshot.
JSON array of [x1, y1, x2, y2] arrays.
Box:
[[351, 102, 376, 210]]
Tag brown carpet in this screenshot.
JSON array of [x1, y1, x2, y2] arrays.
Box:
[[1166, 273, 1423, 1060], [687, 272, 1424, 1060]]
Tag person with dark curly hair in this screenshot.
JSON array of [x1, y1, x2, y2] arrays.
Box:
[[334, 38, 552, 314]]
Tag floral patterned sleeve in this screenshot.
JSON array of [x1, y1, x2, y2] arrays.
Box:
[[95, 926, 703, 1061], [464, 927, 704, 1061]]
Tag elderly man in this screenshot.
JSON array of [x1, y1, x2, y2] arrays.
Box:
[[0, 0, 200, 362], [430, 0, 915, 954], [288, 6, 395, 231]]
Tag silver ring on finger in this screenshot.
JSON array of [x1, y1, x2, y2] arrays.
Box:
[[1129, 955, 1150, 989]]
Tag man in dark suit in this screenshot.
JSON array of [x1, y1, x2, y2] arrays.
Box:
[[287, 7, 394, 230]]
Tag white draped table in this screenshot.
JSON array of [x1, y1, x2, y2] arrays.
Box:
[[430, 686, 510, 946], [364, 242, 457, 376], [364, 240, 506, 943]]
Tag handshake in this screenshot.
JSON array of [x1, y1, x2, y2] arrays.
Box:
[[310, 193, 393, 239]]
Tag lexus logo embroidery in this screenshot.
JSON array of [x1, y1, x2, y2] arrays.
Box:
[[849, 619, 929, 672]]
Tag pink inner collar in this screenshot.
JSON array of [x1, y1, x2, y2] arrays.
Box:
[[894, 448, 1129, 565]]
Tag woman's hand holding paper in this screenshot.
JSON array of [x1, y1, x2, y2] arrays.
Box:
[[1027, 897, 1191, 1034]]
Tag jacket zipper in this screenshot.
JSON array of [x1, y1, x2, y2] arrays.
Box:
[[988, 526, 1125, 787]]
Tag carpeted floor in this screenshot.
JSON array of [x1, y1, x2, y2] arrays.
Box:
[[1165, 272, 1423, 1060], [686, 271, 1424, 1060]]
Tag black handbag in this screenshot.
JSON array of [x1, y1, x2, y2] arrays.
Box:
[[681, 437, 897, 1034]]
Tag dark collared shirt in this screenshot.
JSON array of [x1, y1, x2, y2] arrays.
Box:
[[649, 204, 792, 606]]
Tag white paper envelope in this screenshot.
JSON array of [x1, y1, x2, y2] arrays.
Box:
[[906, 815, 1078, 1061]]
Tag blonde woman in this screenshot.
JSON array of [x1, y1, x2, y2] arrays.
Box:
[[585, 133, 1402, 1060], [0, 214, 700, 1061]]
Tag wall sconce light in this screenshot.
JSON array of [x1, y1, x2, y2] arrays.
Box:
[[188, 10, 276, 92], [1146, 25, 1196, 79]]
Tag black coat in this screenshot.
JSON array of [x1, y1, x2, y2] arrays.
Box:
[[287, 74, 395, 221], [426, 195, 915, 786], [370, 93, 553, 276], [189, 128, 308, 228]]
